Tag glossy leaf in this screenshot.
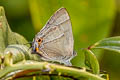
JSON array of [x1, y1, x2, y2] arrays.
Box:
[[84, 49, 100, 74], [92, 36, 120, 53]]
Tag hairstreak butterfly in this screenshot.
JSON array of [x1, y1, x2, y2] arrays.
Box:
[[32, 8, 77, 66]]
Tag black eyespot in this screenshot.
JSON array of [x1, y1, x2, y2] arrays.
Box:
[[38, 39, 41, 42]]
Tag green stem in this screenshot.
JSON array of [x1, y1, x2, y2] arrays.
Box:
[[0, 61, 105, 80]]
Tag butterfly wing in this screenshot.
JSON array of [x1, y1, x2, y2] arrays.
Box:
[[35, 8, 75, 65]]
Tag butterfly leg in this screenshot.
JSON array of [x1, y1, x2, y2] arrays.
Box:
[[62, 60, 72, 66]]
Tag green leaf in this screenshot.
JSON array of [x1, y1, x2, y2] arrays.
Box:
[[8, 32, 30, 47], [0, 6, 35, 66], [0, 6, 33, 66], [84, 49, 100, 74], [50, 76, 72, 80], [0, 6, 12, 54], [0, 6, 30, 54], [91, 36, 120, 53], [3, 44, 42, 65]]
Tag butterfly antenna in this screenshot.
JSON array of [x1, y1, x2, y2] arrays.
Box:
[[79, 48, 85, 50]]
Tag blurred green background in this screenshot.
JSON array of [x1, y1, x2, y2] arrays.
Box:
[[0, 0, 120, 80]]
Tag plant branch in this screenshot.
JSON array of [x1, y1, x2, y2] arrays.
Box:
[[0, 61, 105, 80]]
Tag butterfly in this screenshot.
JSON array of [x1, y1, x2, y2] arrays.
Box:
[[32, 8, 76, 66]]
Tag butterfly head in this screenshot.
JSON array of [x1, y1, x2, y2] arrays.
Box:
[[32, 37, 43, 53]]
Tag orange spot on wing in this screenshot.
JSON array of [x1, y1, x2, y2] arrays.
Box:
[[36, 48, 39, 52]]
